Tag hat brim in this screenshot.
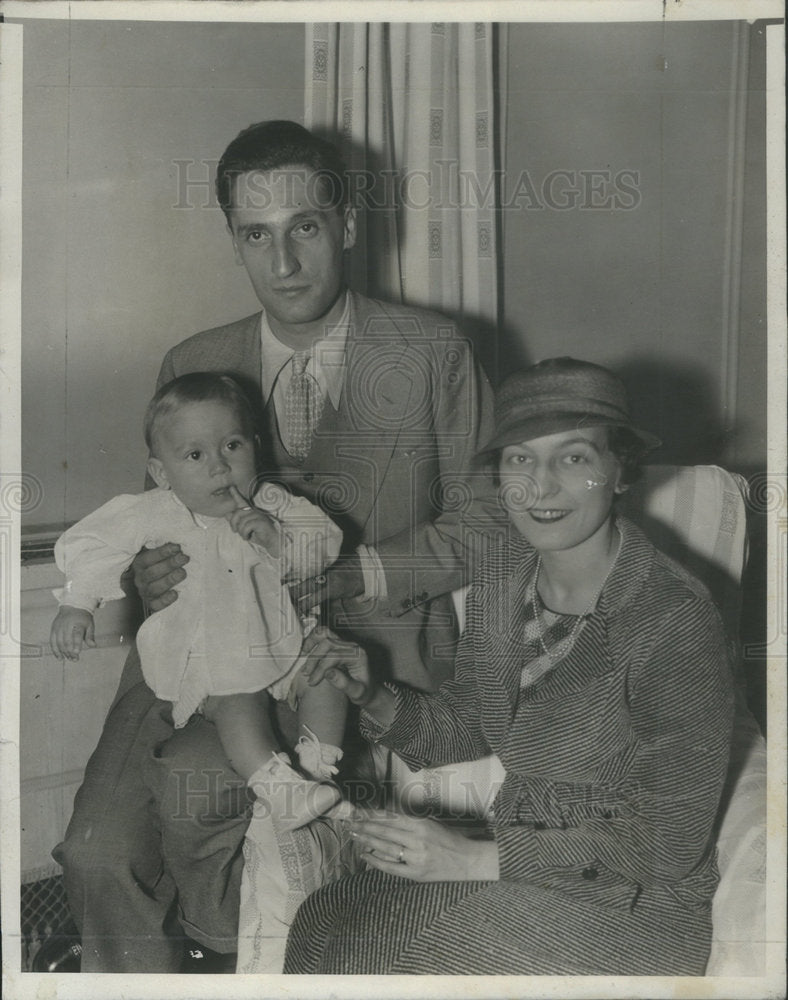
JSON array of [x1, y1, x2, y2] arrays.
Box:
[[477, 412, 661, 457]]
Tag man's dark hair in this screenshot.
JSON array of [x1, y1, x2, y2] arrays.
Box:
[[216, 120, 348, 221], [144, 372, 258, 457]]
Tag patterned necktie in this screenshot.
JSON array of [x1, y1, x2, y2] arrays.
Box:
[[284, 351, 324, 460]]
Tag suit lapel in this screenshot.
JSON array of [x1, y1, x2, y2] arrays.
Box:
[[519, 518, 649, 703], [335, 292, 417, 532], [478, 543, 533, 747], [521, 610, 611, 703]]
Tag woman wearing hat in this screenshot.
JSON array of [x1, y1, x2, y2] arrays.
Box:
[[286, 357, 734, 975]]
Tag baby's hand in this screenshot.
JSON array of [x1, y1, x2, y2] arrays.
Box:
[[50, 606, 95, 661], [226, 485, 281, 557]]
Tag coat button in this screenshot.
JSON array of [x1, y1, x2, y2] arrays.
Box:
[[302, 472, 314, 482], [581, 867, 598, 881], [402, 598, 413, 610], [418, 591, 429, 602]]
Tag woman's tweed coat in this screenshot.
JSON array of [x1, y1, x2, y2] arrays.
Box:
[[284, 517, 735, 975]]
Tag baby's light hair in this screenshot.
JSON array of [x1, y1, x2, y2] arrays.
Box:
[[144, 372, 257, 457]]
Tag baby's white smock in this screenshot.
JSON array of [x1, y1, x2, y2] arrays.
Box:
[[55, 485, 340, 726]]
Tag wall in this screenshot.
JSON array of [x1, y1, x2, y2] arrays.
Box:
[[501, 20, 767, 475], [20, 563, 138, 878], [18, 18, 305, 532], [499, 20, 769, 728], [12, 14, 306, 875]]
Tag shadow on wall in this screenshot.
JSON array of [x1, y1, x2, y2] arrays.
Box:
[[310, 129, 526, 387], [619, 354, 767, 735], [618, 355, 728, 468]]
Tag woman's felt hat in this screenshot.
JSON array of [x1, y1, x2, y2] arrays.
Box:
[[479, 357, 661, 455]]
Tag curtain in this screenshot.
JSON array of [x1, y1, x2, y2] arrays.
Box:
[[305, 22, 500, 332]]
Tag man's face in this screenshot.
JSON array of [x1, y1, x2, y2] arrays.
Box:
[[227, 167, 356, 345]]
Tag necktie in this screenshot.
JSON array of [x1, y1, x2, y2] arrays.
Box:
[[285, 351, 324, 460]]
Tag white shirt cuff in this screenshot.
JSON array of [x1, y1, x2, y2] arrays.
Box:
[[52, 585, 101, 613], [356, 543, 387, 602]]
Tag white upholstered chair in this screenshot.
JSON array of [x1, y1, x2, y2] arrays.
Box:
[[384, 465, 766, 977]]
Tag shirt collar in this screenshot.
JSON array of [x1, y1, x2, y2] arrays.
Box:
[[165, 488, 227, 530], [259, 291, 350, 411]]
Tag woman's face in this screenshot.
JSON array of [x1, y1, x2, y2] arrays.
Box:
[[498, 426, 624, 554]]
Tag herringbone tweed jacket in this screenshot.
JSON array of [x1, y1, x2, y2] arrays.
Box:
[[150, 289, 499, 692], [285, 516, 736, 974]]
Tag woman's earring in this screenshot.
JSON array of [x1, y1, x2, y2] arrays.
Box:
[[585, 471, 608, 490]]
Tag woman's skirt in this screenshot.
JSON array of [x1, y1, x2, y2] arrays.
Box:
[[283, 869, 712, 975]]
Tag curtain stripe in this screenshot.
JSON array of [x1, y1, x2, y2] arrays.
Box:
[[305, 22, 499, 327]]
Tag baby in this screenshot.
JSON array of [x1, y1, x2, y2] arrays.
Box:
[[51, 371, 349, 829]]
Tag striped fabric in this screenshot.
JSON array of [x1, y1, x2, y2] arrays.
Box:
[[305, 23, 499, 327], [618, 464, 748, 634], [285, 516, 735, 974], [286, 871, 714, 975]]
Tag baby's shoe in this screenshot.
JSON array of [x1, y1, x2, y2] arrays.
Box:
[[248, 752, 342, 832], [294, 725, 343, 779], [294, 727, 356, 822]]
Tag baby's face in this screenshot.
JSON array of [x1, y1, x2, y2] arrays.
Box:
[[147, 400, 257, 517]]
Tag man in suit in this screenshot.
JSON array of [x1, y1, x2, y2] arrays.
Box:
[[54, 120, 501, 972]]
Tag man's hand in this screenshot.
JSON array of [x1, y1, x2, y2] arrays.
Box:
[[51, 606, 95, 661], [289, 551, 365, 613], [132, 542, 189, 612], [300, 625, 375, 706]]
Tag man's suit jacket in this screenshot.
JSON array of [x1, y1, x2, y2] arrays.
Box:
[[156, 290, 501, 690]]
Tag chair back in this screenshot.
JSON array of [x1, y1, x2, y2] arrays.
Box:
[[618, 464, 749, 635]]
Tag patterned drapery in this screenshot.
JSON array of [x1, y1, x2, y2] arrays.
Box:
[[306, 22, 499, 329]]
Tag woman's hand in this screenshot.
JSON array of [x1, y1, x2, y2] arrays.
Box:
[[351, 809, 500, 883], [225, 485, 281, 556], [131, 542, 189, 611], [300, 626, 377, 705]]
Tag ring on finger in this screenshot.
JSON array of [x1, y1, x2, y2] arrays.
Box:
[[397, 848, 405, 864]]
